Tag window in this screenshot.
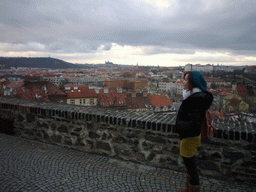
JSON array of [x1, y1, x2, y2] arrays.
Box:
[[90, 99, 94, 105], [83, 99, 86, 104], [80, 99, 82, 105], [119, 101, 123, 104], [70, 100, 75, 105], [100, 102, 105, 105], [109, 101, 114, 105]]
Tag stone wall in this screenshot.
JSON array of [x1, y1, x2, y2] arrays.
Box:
[[0, 97, 256, 185]]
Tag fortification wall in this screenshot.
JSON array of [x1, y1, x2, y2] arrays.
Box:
[[0, 97, 256, 184]]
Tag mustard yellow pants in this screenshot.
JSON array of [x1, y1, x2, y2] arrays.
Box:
[[180, 134, 201, 158]]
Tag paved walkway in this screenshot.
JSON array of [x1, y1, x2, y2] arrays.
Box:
[[0, 134, 255, 192]]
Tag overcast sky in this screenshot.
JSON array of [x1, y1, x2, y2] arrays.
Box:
[[1, 0, 256, 66]]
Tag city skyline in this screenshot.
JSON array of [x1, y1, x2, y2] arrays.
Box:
[[1, 0, 256, 66]]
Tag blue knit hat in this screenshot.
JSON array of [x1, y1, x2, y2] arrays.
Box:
[[192, 71, 207, 91]]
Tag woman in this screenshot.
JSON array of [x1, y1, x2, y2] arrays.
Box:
[[176, 71, 213, 192]]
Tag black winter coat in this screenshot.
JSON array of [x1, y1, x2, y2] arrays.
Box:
[[174, 91, 213, 140]]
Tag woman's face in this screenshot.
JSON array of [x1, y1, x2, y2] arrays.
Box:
[[183, 74, 190, 90]]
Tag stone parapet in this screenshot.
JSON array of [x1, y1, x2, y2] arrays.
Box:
[[0, 97, 256, 185]]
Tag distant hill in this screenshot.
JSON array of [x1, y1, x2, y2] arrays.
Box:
[[0, 57, 90, 69]]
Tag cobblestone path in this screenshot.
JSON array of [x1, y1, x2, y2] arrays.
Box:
[[0, 134, 255, 192]]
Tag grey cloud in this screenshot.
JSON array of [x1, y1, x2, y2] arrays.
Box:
[[140, 47, 195, 55], [101, 43, 112, 51], [0, 0, 256, 56]]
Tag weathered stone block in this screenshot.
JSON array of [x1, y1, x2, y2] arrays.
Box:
[[167, 158, 178, 166], [203, 139, 228, 146], [62, 119, 71, 123], [64, 138, 73, 145], [171, 146, 179, 154], [147, 152, 155, 161], [87, 122, 94, 129], [17, 114, 25, 122], [211, 152, 222, 160], [102, 133, 107, 140], [159, 158, 166, 164], [86, 140, 93, 148], [42, 123, 48, 129], [41, 130, 50, 140], [168, 134, 179, 139], [74, 128, 82, 132], [96, 141, 111, 151], [128, 139, 139, 147], [243, 144, 256, 152], [112, 135, 126, 143], [71, 132, 80, 136], [126, 133, 138, 138], [37, 121, 42, 127], [153, 145, 164, 154], [241, 161, 256, 169], [57, 125, 68, 133], [89, 132, 100, 139], [17, 123, 24, 129], [108, 134, 113, 140], [198, 151, 210, 160], [223, 149, 244, 162], [75, 139, 85, 146], [142, 141, 153, 150], [115, 144, 132, 156], [198, 161, 220, 171], [51, 135, 62, 143], [51, 123, 57, 130], [137, 152, 146, 162], [26, 113, 35, 123], [145, 135, 166, 144], [221, 164, 232, 171]]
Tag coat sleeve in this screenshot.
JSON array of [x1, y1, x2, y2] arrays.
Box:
[[175, 97, 206, 134]]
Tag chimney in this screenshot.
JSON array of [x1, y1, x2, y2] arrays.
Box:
[[95, 89, 99, 94], [131, 91, 136, 98], [117, 87, 122, 93], [104, 88, 108, 94]]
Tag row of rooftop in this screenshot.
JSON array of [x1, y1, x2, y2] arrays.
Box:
[[1, 63, 256, 120]]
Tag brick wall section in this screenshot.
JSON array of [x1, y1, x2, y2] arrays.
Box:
[[0, 96, 256, 185]]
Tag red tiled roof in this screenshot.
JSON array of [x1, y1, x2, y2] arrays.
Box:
[[97, 88, 126, 108], [229, 98, 241, 106], [208, 90, 218, 96], [237, 84, 248, 96], [82, 71, 94, 74], [5, 81, 23, 89], [211, 110, 225, 120], [15, 82, 66, 102], [125, 94, 151, 109], [66, 85, 97, 98], [245, 66, 256, 70], [204, 77, 223, 82], [175, 80, 184, 84], [149, 95, 173, 109], [47, 84, 67, 96], [97, 69, 108, 72], [218, 91, 232, 96], [215, 86, 226, 90]]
